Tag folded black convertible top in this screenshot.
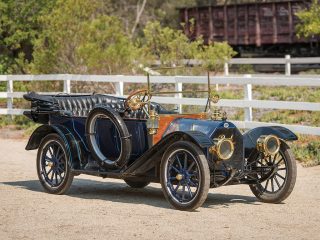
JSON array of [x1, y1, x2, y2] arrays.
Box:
[[23, 91, 175, 123], [23, 92, 94, 103]]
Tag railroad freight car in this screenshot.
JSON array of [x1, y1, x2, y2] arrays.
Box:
[[179, 0, 320, 57]]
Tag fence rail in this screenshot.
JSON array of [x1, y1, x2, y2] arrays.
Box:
[[0, 73, 320, 135], [180, 55, 320, 76]]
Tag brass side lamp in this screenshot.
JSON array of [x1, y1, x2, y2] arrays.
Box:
[[146, 109, 159, 135]]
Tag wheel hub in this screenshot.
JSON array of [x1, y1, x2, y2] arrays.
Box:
[[48, 161, 54, 168], [176, 170, 193, 185], [176, 174, 183, 181]]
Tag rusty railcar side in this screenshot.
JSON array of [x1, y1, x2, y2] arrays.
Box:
[[179, 0, 317, 47]]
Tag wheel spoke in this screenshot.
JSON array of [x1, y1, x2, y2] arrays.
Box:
[[189, 179, 198, 187], [271, 178, 275, 192], [276, 158, 284, 166], [175, 155, 183, 170], [187, 161, 195, 172], [181, 185, 186, 201], [183, 153, 188, 170], [50, 171, 54, 182], [276, 173, 285, 180], [173, 182, 181, 193], [47, 168, 53, 176], [56, 146, 62, 158], [278, 167, 286, 171], [55, 172, 58, 185], [48, 147, 54, 157], [257, 160, 267, 166], [170, 165, 180, 173], [272, 153, 278, 164], [274, 175, 281, 188], [263, 179, 270, 192], [187, 185, 193, 198], [58, 171, 63, 180]]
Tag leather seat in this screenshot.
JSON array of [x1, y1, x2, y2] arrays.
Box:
[[54, 94, 127, 117], [24, 92, 174, 119]]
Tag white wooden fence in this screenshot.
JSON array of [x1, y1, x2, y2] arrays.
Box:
[[184, 55, 320, 76], [0, 73, 319, 135]]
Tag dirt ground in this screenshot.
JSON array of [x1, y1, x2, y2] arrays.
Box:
[[0, 139, 319, 240]]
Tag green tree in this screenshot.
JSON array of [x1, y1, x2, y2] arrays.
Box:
[[141, 21, 203, 67], [296, 0, 320, 38], [77, 16, 139, 74], [0, 0, 55, 74], [199, 41, 236, 74], [32, 0, 102, 74], [32, 0, 138, 75]]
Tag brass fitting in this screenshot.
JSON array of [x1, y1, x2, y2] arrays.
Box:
[[209, 135, 234, 160], [147, 109, 159, 135], [256, 135, 281, 156]]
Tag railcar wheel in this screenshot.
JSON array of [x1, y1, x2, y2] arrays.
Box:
[[160, 141, 210, 211], [37, 133, 74, 194], [124, 179, 150, 188], [249, 142, 297, 203]]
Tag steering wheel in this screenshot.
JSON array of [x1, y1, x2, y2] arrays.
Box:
[[125, 89, 151, 111]]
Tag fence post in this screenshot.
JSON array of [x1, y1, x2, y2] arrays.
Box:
[[244, 74, 253, 122], [63, 75, 71, 94], [115, 80, 124, 96], [7, 76, 13, 114], [175, 79, 183, 114], [224, 62, 229, 76], [285, 55, 291, 76], [224, 62, 230, 87]]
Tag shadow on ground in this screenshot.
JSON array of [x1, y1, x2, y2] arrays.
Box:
[[1, 178, 259, 210]]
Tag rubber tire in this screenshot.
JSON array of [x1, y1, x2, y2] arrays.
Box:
[[85, 106, 131, 169], [37, 133, 74, 194], [160, 141, 210, 211], [124, 179, 150, 188], [249, 142, 297, 203]]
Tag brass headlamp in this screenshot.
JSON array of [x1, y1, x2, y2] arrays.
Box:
[[146, 109, 159, 135], [256, 135, 280, 156], [209, 135, 235, 160]]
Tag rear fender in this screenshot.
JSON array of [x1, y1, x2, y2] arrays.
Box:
[[26, 124, 83, 169], [243, 126, 298, 158]]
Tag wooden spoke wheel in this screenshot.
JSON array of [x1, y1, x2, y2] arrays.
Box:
[[37, 133, 73, 194], [248, 142, 297, 203], [160, 141, 210, 211]]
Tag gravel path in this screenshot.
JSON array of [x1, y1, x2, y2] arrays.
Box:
[[0, 139, 319, 240]]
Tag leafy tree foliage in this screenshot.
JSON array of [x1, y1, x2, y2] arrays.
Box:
[[0, 0, 236, 76], [77, 16, 139, 74], [0, 0, 55, 73], [296, 0, 320, 38], [199, 42, 236, 73], [141, 21, 203, 66], [32, 0, 137, 75]]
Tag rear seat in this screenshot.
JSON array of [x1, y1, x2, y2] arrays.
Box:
[[24, 92, 172, 119], [54, 94, 127, 117]]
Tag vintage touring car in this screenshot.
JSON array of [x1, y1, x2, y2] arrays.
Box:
[[23, 73, 297, 211]]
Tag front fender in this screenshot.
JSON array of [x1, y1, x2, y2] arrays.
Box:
[[26, 124, 83, 169], [243, 126, 298, 158], [123, 130, 212, 176]]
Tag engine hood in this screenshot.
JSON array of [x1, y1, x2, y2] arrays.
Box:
[[162, 118, 239, 139]]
